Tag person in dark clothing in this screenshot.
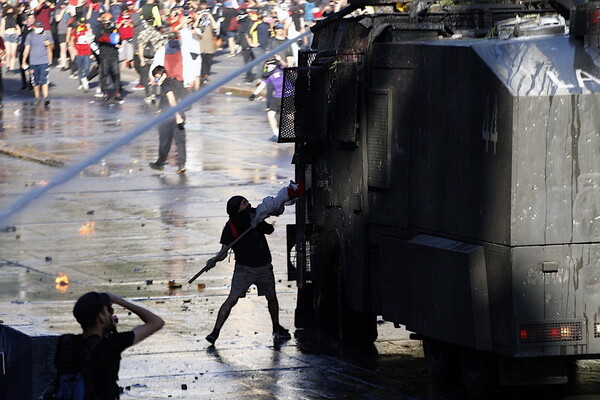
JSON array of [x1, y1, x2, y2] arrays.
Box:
[[69, 291, 164, 400], [148, 65, 187, 174], [236, 10, 255, 82], [18, 12, 35, 91], [203, 183, 306, 345], [94, 12, 122, 102]]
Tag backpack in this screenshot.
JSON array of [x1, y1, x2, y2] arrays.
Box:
[[143, 40, 156, 59], [51, 334, 101, 400]]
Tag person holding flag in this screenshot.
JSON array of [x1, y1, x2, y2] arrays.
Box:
[[203, 182, 304, 345]]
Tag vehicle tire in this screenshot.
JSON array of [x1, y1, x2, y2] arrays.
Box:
[[422, 337, 457, 384], [458, 347, 498, 397]]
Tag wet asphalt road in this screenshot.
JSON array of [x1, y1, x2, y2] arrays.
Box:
[[2, 57, 600, 399]]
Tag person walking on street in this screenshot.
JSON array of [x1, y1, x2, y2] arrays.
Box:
[[197, 1, 217, 84], [204, 182, 305, 345], [249, 57, 285, 141], [52, 291, 164, 400], [137, 17, 164, 103], [149, 65, 187, 174], [71, 17, 93, 92], [1, 5, 22, 73], [22, 21, 53, 106], [95, 12, 123, 102]]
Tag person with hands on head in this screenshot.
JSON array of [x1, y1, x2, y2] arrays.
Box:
[[70, 291, 164, 400], [204, 182, 305, 345], [148, 65, 187, 174]]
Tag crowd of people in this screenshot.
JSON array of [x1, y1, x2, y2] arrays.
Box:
[[0, 0, 347, 105]]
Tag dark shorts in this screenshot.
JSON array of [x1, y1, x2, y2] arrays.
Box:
[[230, 263, 276, 298], [30, 64, 49, 86], [225, 30, 237, 39], [57, 33, 67, 43], [267, 97, 281, 114]]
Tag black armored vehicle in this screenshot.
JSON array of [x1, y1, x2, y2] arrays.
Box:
[[281, 0, 600, 394]]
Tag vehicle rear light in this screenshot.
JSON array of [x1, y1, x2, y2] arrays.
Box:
[[520, 329, 529, 341], [519, 322, 582, 343], [572, 3, 600, 38]]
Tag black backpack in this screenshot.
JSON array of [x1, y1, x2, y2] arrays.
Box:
[[46, 334, 101, 400]]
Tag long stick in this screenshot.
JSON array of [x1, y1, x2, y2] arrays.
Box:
[[188, 226, 253, 284]]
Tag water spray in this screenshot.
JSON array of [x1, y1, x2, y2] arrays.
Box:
[[0, 31, 311, 226]]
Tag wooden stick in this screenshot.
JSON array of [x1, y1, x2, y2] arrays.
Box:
[[187, 226, 253, 284]]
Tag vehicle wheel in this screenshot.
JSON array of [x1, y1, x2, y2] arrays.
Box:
[[422, 337, 457, 384], [458, 347, 498, 397]]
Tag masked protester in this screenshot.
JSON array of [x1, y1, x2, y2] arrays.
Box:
[[203, 182, 305, 345], [21, 21, 54, 106], [94, 12, 123, 102]]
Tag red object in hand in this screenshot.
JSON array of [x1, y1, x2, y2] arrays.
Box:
[[287, 181, 304, 199]]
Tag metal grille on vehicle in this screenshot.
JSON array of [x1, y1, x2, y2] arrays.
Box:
[[519, 322, 583, 343]]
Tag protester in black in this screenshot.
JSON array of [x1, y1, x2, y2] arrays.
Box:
[[94, 12, 122, 102], [149, 65, 187, 174], [204, 194, 294, 344]]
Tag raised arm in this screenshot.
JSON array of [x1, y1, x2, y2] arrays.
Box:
[[107, 293, 165, 345]]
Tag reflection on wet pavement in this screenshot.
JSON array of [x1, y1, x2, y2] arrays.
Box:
[[2, 88, 600, 399]]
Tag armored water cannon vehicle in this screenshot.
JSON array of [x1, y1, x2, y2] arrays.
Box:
[[281, 0, 600, 395]]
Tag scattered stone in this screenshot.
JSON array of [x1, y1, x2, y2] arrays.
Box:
[[278, 279, 282, 283], [125, 386, 131, 391], [181, 384, 187, 390], [183, 299, 191, 303], [87, 210, 95, 215], [137, 286, 141, 290], [287, 285, 292, 288], [45, 256, 52, 262], [146, 280, 153, 285], [15, 234, 21, 239], [141, 223, 145, 227], [132, 267, 141, 272]]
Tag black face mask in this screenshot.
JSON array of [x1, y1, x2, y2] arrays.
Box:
[[231, 206, 252, 230]]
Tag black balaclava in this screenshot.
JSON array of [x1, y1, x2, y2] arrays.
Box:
[[227, 195, 252, 229]]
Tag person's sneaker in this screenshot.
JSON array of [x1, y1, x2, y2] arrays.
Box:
[[94, 89, 104, 98], [44, 98, 50, 107], [34, 97, 41, 105], [177, 165, 186, 174], [103, 93, 110, 102], [148, 162, 164, 171], [273, 325, 291, 340], [268, 135, 278, 142], [205, 330, 219, 344], [133, 84, 145, 90], [114, 94, 124, 104]]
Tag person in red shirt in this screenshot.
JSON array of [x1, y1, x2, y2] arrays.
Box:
[[166, 6, 186, 33], [116, 1, 135, 69], [34, 0, 56, 31], [71, 17, 92, 92]]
